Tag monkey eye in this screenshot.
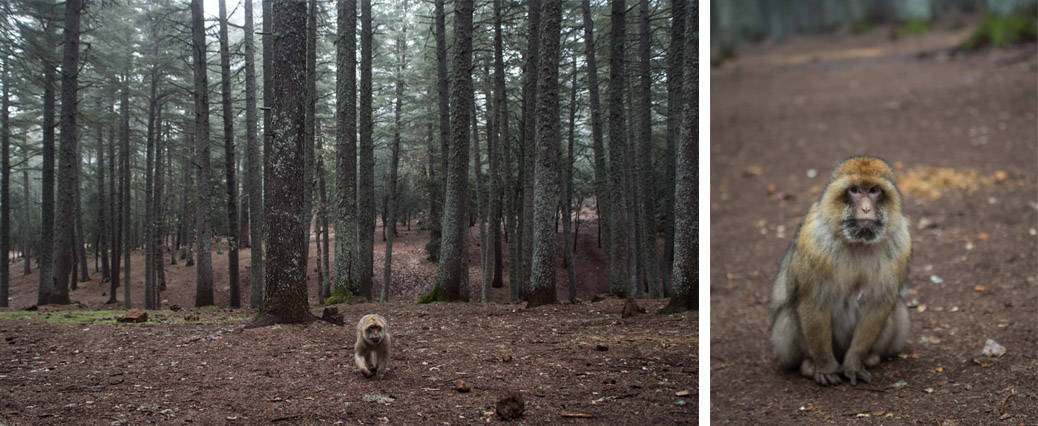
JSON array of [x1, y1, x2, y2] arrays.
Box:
[[868, 186, 881, 195], [849, 186, 861, 194]]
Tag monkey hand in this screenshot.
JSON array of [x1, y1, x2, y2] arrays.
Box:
[[804, 359, 842, 386], [839, 359, 872, 386]]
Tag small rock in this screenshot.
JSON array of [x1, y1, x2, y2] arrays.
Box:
[[495, 391, 524, 421], [22, 305, 38, 311], [743, 165, 764, 177], [675, 390, 691, 397], [169, 304, 182, 312], [322, 307, 344, 325], [362, 394, 395, 404], [595, 344, 609, 352], [806, 168, 818, 178], [118, 309, 148, 323], [890, 380, 908, 389], [929, 275, 943, 285], [981, 339, 1006, 357], [454, 380, 471, 393]]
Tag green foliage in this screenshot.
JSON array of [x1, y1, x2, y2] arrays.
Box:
[[961, 12, 1037, 50], [324, 285, 351, 305], [892, 19, 931, 39], [417, 283, 447, 304]]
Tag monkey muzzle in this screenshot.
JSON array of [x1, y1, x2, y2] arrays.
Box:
[[854, 219, 877, 229]]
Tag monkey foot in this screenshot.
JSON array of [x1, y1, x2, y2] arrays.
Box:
[[842, 367, 872, 386]]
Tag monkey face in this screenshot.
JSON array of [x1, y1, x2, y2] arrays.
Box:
[[365, 324, 384, 344], [840, 181, 887, 243]]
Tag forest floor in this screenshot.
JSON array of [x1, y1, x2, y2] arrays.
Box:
[[1, 221, 695, 424], [711, 17, 1037, 424]]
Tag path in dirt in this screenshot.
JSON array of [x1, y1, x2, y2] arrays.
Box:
[[711, 20, 1036, 423]]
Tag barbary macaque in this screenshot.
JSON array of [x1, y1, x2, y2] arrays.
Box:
[[769, 156, 911, 386], [354, 314, 391, 378]]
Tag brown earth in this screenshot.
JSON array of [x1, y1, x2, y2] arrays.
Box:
[[711, 19, 1037, 424], [1, 219, 696, 424]]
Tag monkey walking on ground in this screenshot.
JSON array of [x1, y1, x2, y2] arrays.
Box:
[[354, 314, 391, 378], [770, 156, 911, 386]]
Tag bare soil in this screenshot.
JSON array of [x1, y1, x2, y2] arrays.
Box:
[[711, 20, 1037, 424], [1, 221, 695, 424]]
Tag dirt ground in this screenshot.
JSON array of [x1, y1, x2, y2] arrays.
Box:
[[711, 19, 1036, 424], [1, 221, 696, 424]]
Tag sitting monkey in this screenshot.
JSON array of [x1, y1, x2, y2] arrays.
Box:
[[354, 314, 391, 378]]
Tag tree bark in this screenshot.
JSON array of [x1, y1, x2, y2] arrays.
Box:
[[96, 101, 109, 281], [660, 0, 697, 314], [636, 0, 660, 298], [37, 18, 57, 305], [607, 0, 630, 298], [357, 0, 374, 300], [52, 0, 84, 305], [121, 79, 131, 308], [581, 0, 610, 261], [23, 169, 31, 277], [219, 0, 240, 308], [191, 0, 214, 307], [436, 0, 474, 302], [430, 0, 449, 262], [107, 103, 119, 304], [0, 57, 9, 307], [662, 0, 686, 299], [493, 0, 518, 302], [253, 0, 314, 326], [473, 74, 487, 303], [483, 61, 503, 290], [334, 0, 358, 297], [246, 0, 264, 308], [563, 55, 578, 302], [526, 0, 562, 308], [144, 62, 158, 309], [519, 0, 542, 301], [153, 111, 166, 294]]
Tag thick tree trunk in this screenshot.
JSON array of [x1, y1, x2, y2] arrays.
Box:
[[246, 0, 264, 308], [581, 0, 610, 259], [483, 61, 503, 290], [23, 169, 31, 277], [121, 80, 131, 308], [661, 0, 697, 314], [430, 0, 449, 262], [144, 64, 158, 309], [662, 0, 686, 299], [153, 112, 166, 294], [334, 0, 358, 297], [302, 0, 317, 278], [527, 0, 562, 308], [191, 0, 214, 307], [519, 0, 542, 301], [107, 103, 119, 304], [436, 0, 474, 302], [0, 58, 8, 307], [52, 0, 84, 305], [37, 24, 57, 305], [473, 82, 487, 303], [357, 0, 374, 300], [219, 0, 240, 308], [253, 0, 313, 326], [607, 0, 630, 298]]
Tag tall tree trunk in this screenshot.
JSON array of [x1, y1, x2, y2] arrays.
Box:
[[624, 65, 643, 298], [484, 60, 503, 290], [219, 0, 240, 308], [493, 0, 519, 301], [153, 112, 166, 294], [334, 0, 358, 297], [74, 140, 88, 283], [302, 0, 317, 279], [383, 1, 407, 303], [52, 0, 84, 305], [317, 121, 330, 298], [519, 0, 542, 301], [636, 0, 660, 298], [121, 78, 131, 308], [527, 0, 562, 308], [96, 101, 109, 281], [191, 0, 214, 307], [246, 0, 264, 308], [108, 103, 119, 304], [581, 0, 609, 259], [436, 0, 474, 302], [23, 169, 31, 277], [253, 0, 313, 326], [430, 0, 449, 262], [607, 0, 630, 297], [37, 22, 57, 306], [0, 57, 8, 307], [662, 0, 686, 298], [563, 56, 578, 302], [356, 0, 375, 300], [661, 0, 696, 314], [143, 60, 159, 309], [473, 76, 487, 303]]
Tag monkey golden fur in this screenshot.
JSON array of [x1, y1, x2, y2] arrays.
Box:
[[770, 156, 911, 386], [354, 314, 391, 378]]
